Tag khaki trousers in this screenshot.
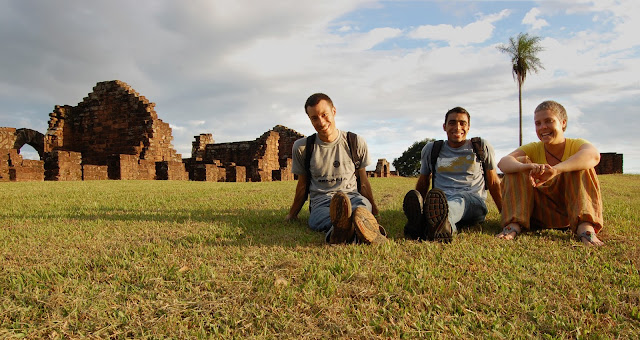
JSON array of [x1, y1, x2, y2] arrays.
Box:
[[501, 168, 603, 233]]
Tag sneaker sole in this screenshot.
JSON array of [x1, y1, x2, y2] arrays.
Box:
[[353, 207, 387, 244], [425, 189, 452, 243], [330, 192, 352, 229], [329, 192, 353, 244], [403, 190, 425, 239]]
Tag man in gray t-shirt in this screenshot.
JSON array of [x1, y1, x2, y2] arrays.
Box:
[[403, 107, 502, 242], [285, 93, 386, 244]]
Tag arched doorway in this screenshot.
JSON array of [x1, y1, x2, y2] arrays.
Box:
[[13, 128, 45, 159]]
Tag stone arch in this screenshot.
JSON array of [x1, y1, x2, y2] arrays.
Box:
[[13, 128, 45, 159]]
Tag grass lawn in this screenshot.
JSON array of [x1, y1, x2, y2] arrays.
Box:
[[1, 175, 639, 338]]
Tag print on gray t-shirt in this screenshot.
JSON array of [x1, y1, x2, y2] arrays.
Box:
[[292, 130, 371, 207], [419, 139, 496, 200]]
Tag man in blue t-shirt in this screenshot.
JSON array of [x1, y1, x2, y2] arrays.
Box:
[[403, 107, 502, 242]]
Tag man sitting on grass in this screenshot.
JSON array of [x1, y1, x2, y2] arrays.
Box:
[[496, 100, 604, 246], [285, 93, 387, 244], [403, 107, 502, 243]]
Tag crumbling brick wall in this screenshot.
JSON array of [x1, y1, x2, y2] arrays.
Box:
[[373, 159, 391, 177], [0, 127, 17, 152], [596, 153, 623, 174], [192, 134, 214, 161], [195, 125, 304, 182], [0, 127, 17, 181], [7, 150, 44, 182], [82, 165, 109, 180], [46, 80, 182, 164], [272, 125, 304, 161], [45, 150, 82, 181]]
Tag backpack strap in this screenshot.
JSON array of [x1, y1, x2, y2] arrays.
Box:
[[303, 133, 316, 200], [346, 131, 361, 192], [430, 140, 444, 190], [304, 132, 362, 200], [470, 137, 489, 190]]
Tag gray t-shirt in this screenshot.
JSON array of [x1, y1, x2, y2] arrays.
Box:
[[419, 139, 496, 200], [292, 130, 371, 207]]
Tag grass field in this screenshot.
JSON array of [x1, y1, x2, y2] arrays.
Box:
[[1, 175, 639, 338]]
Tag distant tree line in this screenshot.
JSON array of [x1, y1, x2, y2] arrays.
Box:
[[392, 138, 433, 177]]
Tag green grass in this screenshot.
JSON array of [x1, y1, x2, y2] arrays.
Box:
[[1, 175, 639, 338]]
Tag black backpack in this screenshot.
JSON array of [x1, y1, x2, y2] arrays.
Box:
[[303, 131, 360, 200], [430, 137, 489, 190]]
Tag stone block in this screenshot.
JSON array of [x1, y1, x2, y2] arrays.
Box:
[[82, 164, 109, 180]]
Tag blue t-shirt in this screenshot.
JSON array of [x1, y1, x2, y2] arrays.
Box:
[[420, 139, 496, 200]]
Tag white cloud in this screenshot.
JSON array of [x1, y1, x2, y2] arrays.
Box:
[[1, 1, 639, 173], [408, 9, 510, 46], [522, 8, 549, 30]]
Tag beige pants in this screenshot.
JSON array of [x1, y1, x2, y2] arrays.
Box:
[[501, 168, 603, 233]]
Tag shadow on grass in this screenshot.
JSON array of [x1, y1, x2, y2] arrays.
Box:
[[5, 204, 507, 247]]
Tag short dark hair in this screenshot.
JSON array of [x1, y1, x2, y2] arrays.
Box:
[[444, 107, 470, 124], [304, 93, 333, 114]]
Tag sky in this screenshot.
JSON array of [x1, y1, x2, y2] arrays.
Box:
[[1, 0, 639, 173]]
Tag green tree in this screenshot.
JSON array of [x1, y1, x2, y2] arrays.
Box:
[[393, 138, 433, 177], [498, 32, 545, 146]]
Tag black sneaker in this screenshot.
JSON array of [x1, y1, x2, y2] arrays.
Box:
[[403, 190, 427, 240], [424, 188, 452, 243], [328, 191, 355, 244]]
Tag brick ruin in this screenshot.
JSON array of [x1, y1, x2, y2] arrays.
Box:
[[184, 125, 303, 182], [1, 80, 188, 181], [1, 80, 625, 182], [595, 153, 623, 175], [0, 80, 309, 182], [372, 159, 391, 177], [0, 127, 45, 182]]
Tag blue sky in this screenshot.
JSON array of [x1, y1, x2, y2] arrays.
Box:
[[1, 0, 639, 173]]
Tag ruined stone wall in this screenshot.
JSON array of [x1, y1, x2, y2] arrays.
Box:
[[45, 150, 82, 181], [205, 142, 253, 167], [107, 154, 155, 180], [197, 125, 303, 182], [156, 161, 189, 180], [82, 165, 109, 180], [192, 134, 214, 161], [0, 128, 17, 181], [272, 125, 304, 160], [596, 153, 623, 174], [251, 131, 280, 182], [373, 159, 391, 178], [7, 150, 44, 182], [45, 80, 182, 165], [0, 127, 17, 153]]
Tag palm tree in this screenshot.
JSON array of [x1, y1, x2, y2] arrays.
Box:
[[498, 32, 544, 146]]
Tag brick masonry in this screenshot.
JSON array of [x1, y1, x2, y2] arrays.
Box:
[[595, 153, 623, 175], [45, 150, 83, 181], [0, 81, 626, 182], [185, 125, 304, 182]]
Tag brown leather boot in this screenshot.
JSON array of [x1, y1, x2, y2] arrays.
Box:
[[328, 192, 355, 244], [353, 207, 387, 244]]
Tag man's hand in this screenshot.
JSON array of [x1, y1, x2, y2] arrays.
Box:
[[284, 213, 298, 222]]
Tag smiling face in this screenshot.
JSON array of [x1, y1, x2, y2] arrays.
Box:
[[306, 99, 338, 142], [443, 112, 470, 148], [534, 109, 566, 145]]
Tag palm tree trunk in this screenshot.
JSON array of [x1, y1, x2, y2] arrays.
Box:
[[518, 81, 523, 146]]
